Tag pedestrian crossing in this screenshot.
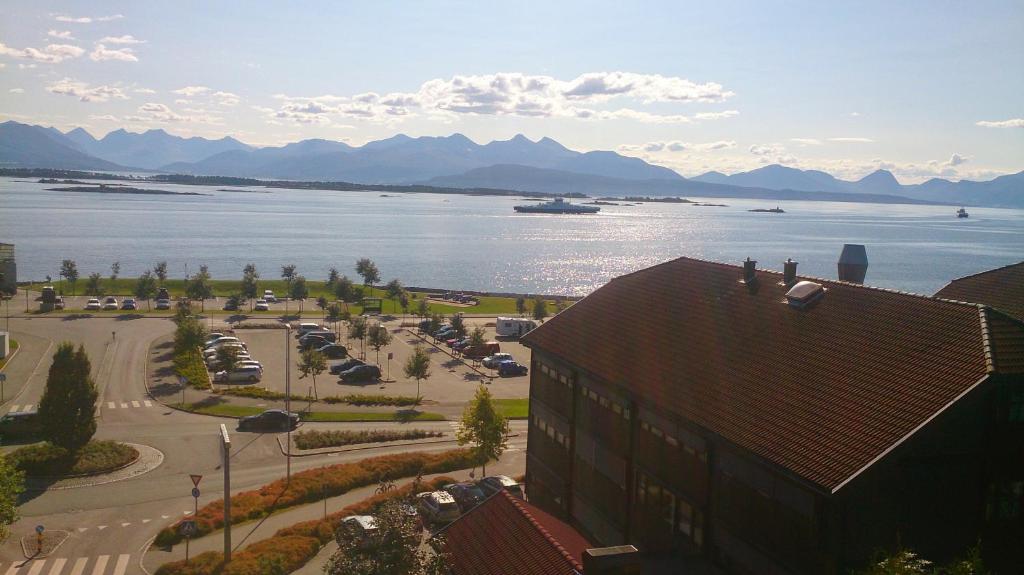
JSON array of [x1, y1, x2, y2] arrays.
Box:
[[3, 404, 33, 414], [4, 401, 154, 416], [2, 554, 131, 575]]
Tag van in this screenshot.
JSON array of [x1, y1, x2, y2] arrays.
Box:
[[263, 289, 277, 303], [462, 341, 500, 359], [495, 317, 537, 337]]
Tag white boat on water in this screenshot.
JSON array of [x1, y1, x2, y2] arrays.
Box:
[[513, 197, 600, 214], [957, 207, 969, 218]]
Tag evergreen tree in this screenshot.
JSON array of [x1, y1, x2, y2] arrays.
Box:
[[0, 453, 24, 541], [38, 343, 99, 451], [515, 296, 526, 316], [456, 385, 509, 475], [532, 298, 549, 322]]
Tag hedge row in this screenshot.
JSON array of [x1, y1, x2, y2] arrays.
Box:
[[154, 448, 480, 546], [294, 428, 444, 450], [155, 475, 456, 575], [174, 349, 210, 390], [214, 387, 419, 406], [9, 440, 138, 476]]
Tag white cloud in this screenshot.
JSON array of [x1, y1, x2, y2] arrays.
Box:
[[849, 112, 862, 117], [173, 86, 210, 97], [54, 14, 124, 23], [90, 44, 138, 62], [620, 140, 735, 153], [46, 78, 128, 102], [828, 137, 873, 143], [976, 118, 1024, 128], [0, 41, 84, 63], [789, 138, 822, 146], [48, 30, 75, 39], [88, 114, 119, 122], [133, 87, 156, 94], [98, 35, 145, 45], [693, 110, 740, 121], [942, 153, 968, 167], [560, 71, 733, 103], [212, 91, 240, 106], [127, 102, 222, 125], [8, 88, 24, 94]]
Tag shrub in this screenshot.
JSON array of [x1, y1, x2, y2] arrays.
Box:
[[294, 429, 444, 450], [9, 440, 138, 476], [154, 551, 224, 575], [155, 449, 480, 546], [322, 393, 420, 406], [174, 349, 210, 390]]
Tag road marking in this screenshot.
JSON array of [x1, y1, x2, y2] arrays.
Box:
[[76, 528, 87, 533], [96, 525, 106, 530], [46, 557, 66, 575], [120, 403, 128, 409], [141, 518, 150, 524], [89, 555, 108, 575], [160, 515, 169, 519], [68, 558, 87, 575], [130, 401, 140, 408], [183, 511, 192, 515], [111, 555, 130, 575], [25, 561, 44, 575], [144, 400, 153, 407], [23, 404, 33, 412], [7, 405, 18, 414], [107, 402, 116, 409], [120, 522, 130, 527]]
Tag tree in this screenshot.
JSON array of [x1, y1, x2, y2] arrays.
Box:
[[334, 275, 356, 304], [355, 258, 380, 290], [427, 313, 444, 338], [348, 316, 368, 359], [399, 291, 410, 318], [241, 263, 259, 311], [60, 259, 79, 296], [110, 261, 120, 286], [316, 296, 329, 320], [172, 299, 194, 326], [186, 266, 213, 312], [403, 345, 431, 406], [0, 453, 24, 542], [325, 500, 448, 575], [174, 315, 207, 359], [468, 326, 486, 347], [416, 298, 430, 319], [281, 265, 297, 315], [532, 298, 549, 322], [450, 314, 467, 339], [216, 345, 240, 375], [134, 270, 158, 310], [385, 279, 404, 313], [516, 296, 527, 316], [851, 544, 988, 575], [38, 343, 99, 451], [290, 275, 309, 312], [327, 267, 340, 288], [154, 261, 168, 285], [456, 385, 509, 476], [368, 323, 393, 365], [85, 272, 103, 296], [298, 348, 327, 400]]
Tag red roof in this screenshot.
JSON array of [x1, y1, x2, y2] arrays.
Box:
[[935, 261, 1024, 321], [522, 257, 1021, 492], [442, 491, 593, 575]]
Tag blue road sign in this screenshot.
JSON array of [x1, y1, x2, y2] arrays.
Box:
[[192, 487, 200, 498]]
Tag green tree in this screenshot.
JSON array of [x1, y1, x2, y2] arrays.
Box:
[[456, 385, 509, 476], [109, 261, 120, 286], [60, 259, 79, 296], [416, 298, 430, 319], [134, 270, 158, 310], [185, 266, 213, 312], [334, 275, 356, 304], [281, 264, 297, 315], [403, 345, 431, 406], [399, 291, 410, 318], [355, 258, 380, 290], [325, 500, 448, 575], [515, 296, 527, 316], [153, 261, 168, 285], [428, 313, 444, 338], [290, 275, 309, 312], [172, 299, 193, 326], [0, 453, 24, 541], [298, 348, 327, 400], [348, 316, 368, 359], [385, 279, 404, 313], [468, 325, 486, 347], [216, 345, 240, 375], [368, 323, 393, 365], [327, 266, 340, 288], [532, 298, 549, 322], [174, 314, 207, 359], [241, 263, 259, 311], [450, 314, 467, 339], [316, 296, 329, 320], [85, 272, 103, 296], [38, 343, 99, 451]]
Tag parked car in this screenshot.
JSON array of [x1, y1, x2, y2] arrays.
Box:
[[54, 296, 65, 310], [222, 297, 240, 311], [0, 410, 42, 440], [482, 353, 515, 369], [204, 337, 243, 351], [296, 322, 322, 336], [254, 299, 270, 311], [452, 339, 473, 352], [316, 343, 348, 359], [418, 319, 433, 332], [206, 353, 255, 370], [463, 342, 500, 359], [102, 296, 119, 310], [299, 330, 337, 344], [497, 361, 529, 377], [443, 482, 487, 513], [433, 327, 455, 339], [416, 491, 461, 525], [155, 298, 171, 310], [235, 360, 264, 372], [299, 335, 333, 351], [204, 333, 228, 346], [339, 515, 380, 548], [84, 298, 101, 310], [121, 298, 137, 310], [214, 365, 263, 384], [478, 475, 524, 500], [237, 409, 298, 432], [330, 358, 365, 375], [263, 290, 277, 303], [339, 364, 381, 383]]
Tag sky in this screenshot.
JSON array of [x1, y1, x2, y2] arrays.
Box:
[[1, 0, 1022, 183]]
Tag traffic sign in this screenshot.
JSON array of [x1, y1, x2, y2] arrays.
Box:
[[178, 376, 188, 386], [0, 373, 6, 382], [192, 487, 200, 498], [190, 474, 203, 487], [35, 525, 44, 534], [179, 520, 197, 537]]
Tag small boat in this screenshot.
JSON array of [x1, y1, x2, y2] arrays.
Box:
[[748, 206, 785, 213], [956, 207, 969, 218], [513, 197, 600, 214]]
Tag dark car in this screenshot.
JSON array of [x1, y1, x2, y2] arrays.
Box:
[[0, 411, 42, 440], [330, 358, 365, 375], [340, 364, 381, 383], [222, 297, 240, 311], [497, 361, 529, 377], [316, 343, 348, 359], [443, 482, 487, 513], [237, 409, 299, 432], [299, 334, 334, 350], [299, 330, 337, 344], [121, 298, 138, 310], [418, 319, 432, 332]]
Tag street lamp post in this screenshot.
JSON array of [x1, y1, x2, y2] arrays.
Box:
[[285, 323, 291, 484]]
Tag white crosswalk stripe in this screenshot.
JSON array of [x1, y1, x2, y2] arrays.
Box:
[[107, 402, 115, 409], [24, 562, 43, 575], [68, 558, 87, 575], [2, 556, 130, 575], [143, 400, 153, 407], [89, 555, 107, 575], [119, 403, 127, 409], [130, 401, 140, 408], [102, 401, 155, 410], [22, 405, 33, 412], [46, 557, 66, 575], [5, 405, 18, 414]]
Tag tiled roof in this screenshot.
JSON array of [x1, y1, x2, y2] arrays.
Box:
[[935, 261, 1024, 321], [984, 309, 1024, 374], [521, 257, 1010, 492], [442, 490, 593, 575]]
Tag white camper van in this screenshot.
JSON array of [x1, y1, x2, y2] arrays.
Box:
[[495, 317, 537, 338]]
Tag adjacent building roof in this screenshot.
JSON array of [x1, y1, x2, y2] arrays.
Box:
[[935, 261, 1024, 321], [522, 257, 1024, 492], [441, 490, 593, 575]]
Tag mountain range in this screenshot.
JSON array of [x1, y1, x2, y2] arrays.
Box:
[[1, 120, 1021, 207]]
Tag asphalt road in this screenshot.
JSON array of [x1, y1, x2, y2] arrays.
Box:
[[0, 315, 528, 574]]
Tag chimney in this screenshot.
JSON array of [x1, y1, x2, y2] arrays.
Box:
[[783, 258, 798, 285], [742, 257, 757, 284], [582, 545, 642, 574], [837, 244, 868, 284]]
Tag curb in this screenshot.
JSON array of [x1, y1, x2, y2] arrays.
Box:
[[404, 329, 494, 380], [0, 341, 22, 373], [0, 338, 53, 411]]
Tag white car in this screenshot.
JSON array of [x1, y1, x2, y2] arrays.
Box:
[[84, 298, 101, 310], [204, 343, 246, 358], [263, 290, 277, 303], [214, 366, 262, 384], [254, 299, 270, 311], [155, 298, 171, 310], [416, 491, 461, 525], [102, 296, 119, 310], [203, 333, 228, 347], [482, 353, 514, 369]]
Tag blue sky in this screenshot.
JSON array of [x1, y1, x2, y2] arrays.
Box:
[[1, 0, 1021, 182]]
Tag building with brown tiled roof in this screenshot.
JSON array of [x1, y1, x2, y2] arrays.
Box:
[[520, 256, 1024, 574], [935, 261, 1024, 321]]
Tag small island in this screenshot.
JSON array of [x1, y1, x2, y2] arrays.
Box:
[[749, 207, 786, 213], [693, 202, 729, 207], [46, 185, 208, 196], [216, 188, 271, 193], [584, 200, 623, 206], [621, 196, 694, 203]]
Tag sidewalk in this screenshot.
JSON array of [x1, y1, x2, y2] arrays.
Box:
[[142, 458, 525, 573]]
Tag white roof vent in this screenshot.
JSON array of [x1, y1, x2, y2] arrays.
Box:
[[785, 281, 825, 308]]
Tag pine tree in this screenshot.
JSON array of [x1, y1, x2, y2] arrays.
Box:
[[38, 343, 99, 452]]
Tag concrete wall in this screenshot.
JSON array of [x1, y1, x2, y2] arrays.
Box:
[[0, 332, 9, 359]]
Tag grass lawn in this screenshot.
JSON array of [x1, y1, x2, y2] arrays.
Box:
[[184, 402, 445, 422], [493, 398, 530, 419], [9, 440, 139, 476], [0, 339, 18, 370]]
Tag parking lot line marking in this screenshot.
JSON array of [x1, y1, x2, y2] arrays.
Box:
[[111, 555, 130, 575], [7, 405, 19, 414], [120, 403, 128, 409], [141, 518, 150, 524], [160, 515, 169, 519], [96, 525, 106, 530], [25, 561, 44, 575], [47, 557, 67, 575], [89, 555, 108, 575], [68, 558, 87, 575], [107, 402, 116, 409], [144, 400, 153, 407], [77, 528, 87, 533], [22, 404, 33, 412], [131, 401, 140, 408], [120, 522, 130, 527]]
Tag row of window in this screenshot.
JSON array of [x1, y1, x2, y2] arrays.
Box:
[[640, 419, 708, 462], [636, 471, 705, 548], [579, 383, 631, 421], [533, 413, 570, 449], [538, 361, 572, 388]]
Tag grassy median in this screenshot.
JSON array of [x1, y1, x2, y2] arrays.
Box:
[[182, 402, 445, 422]]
